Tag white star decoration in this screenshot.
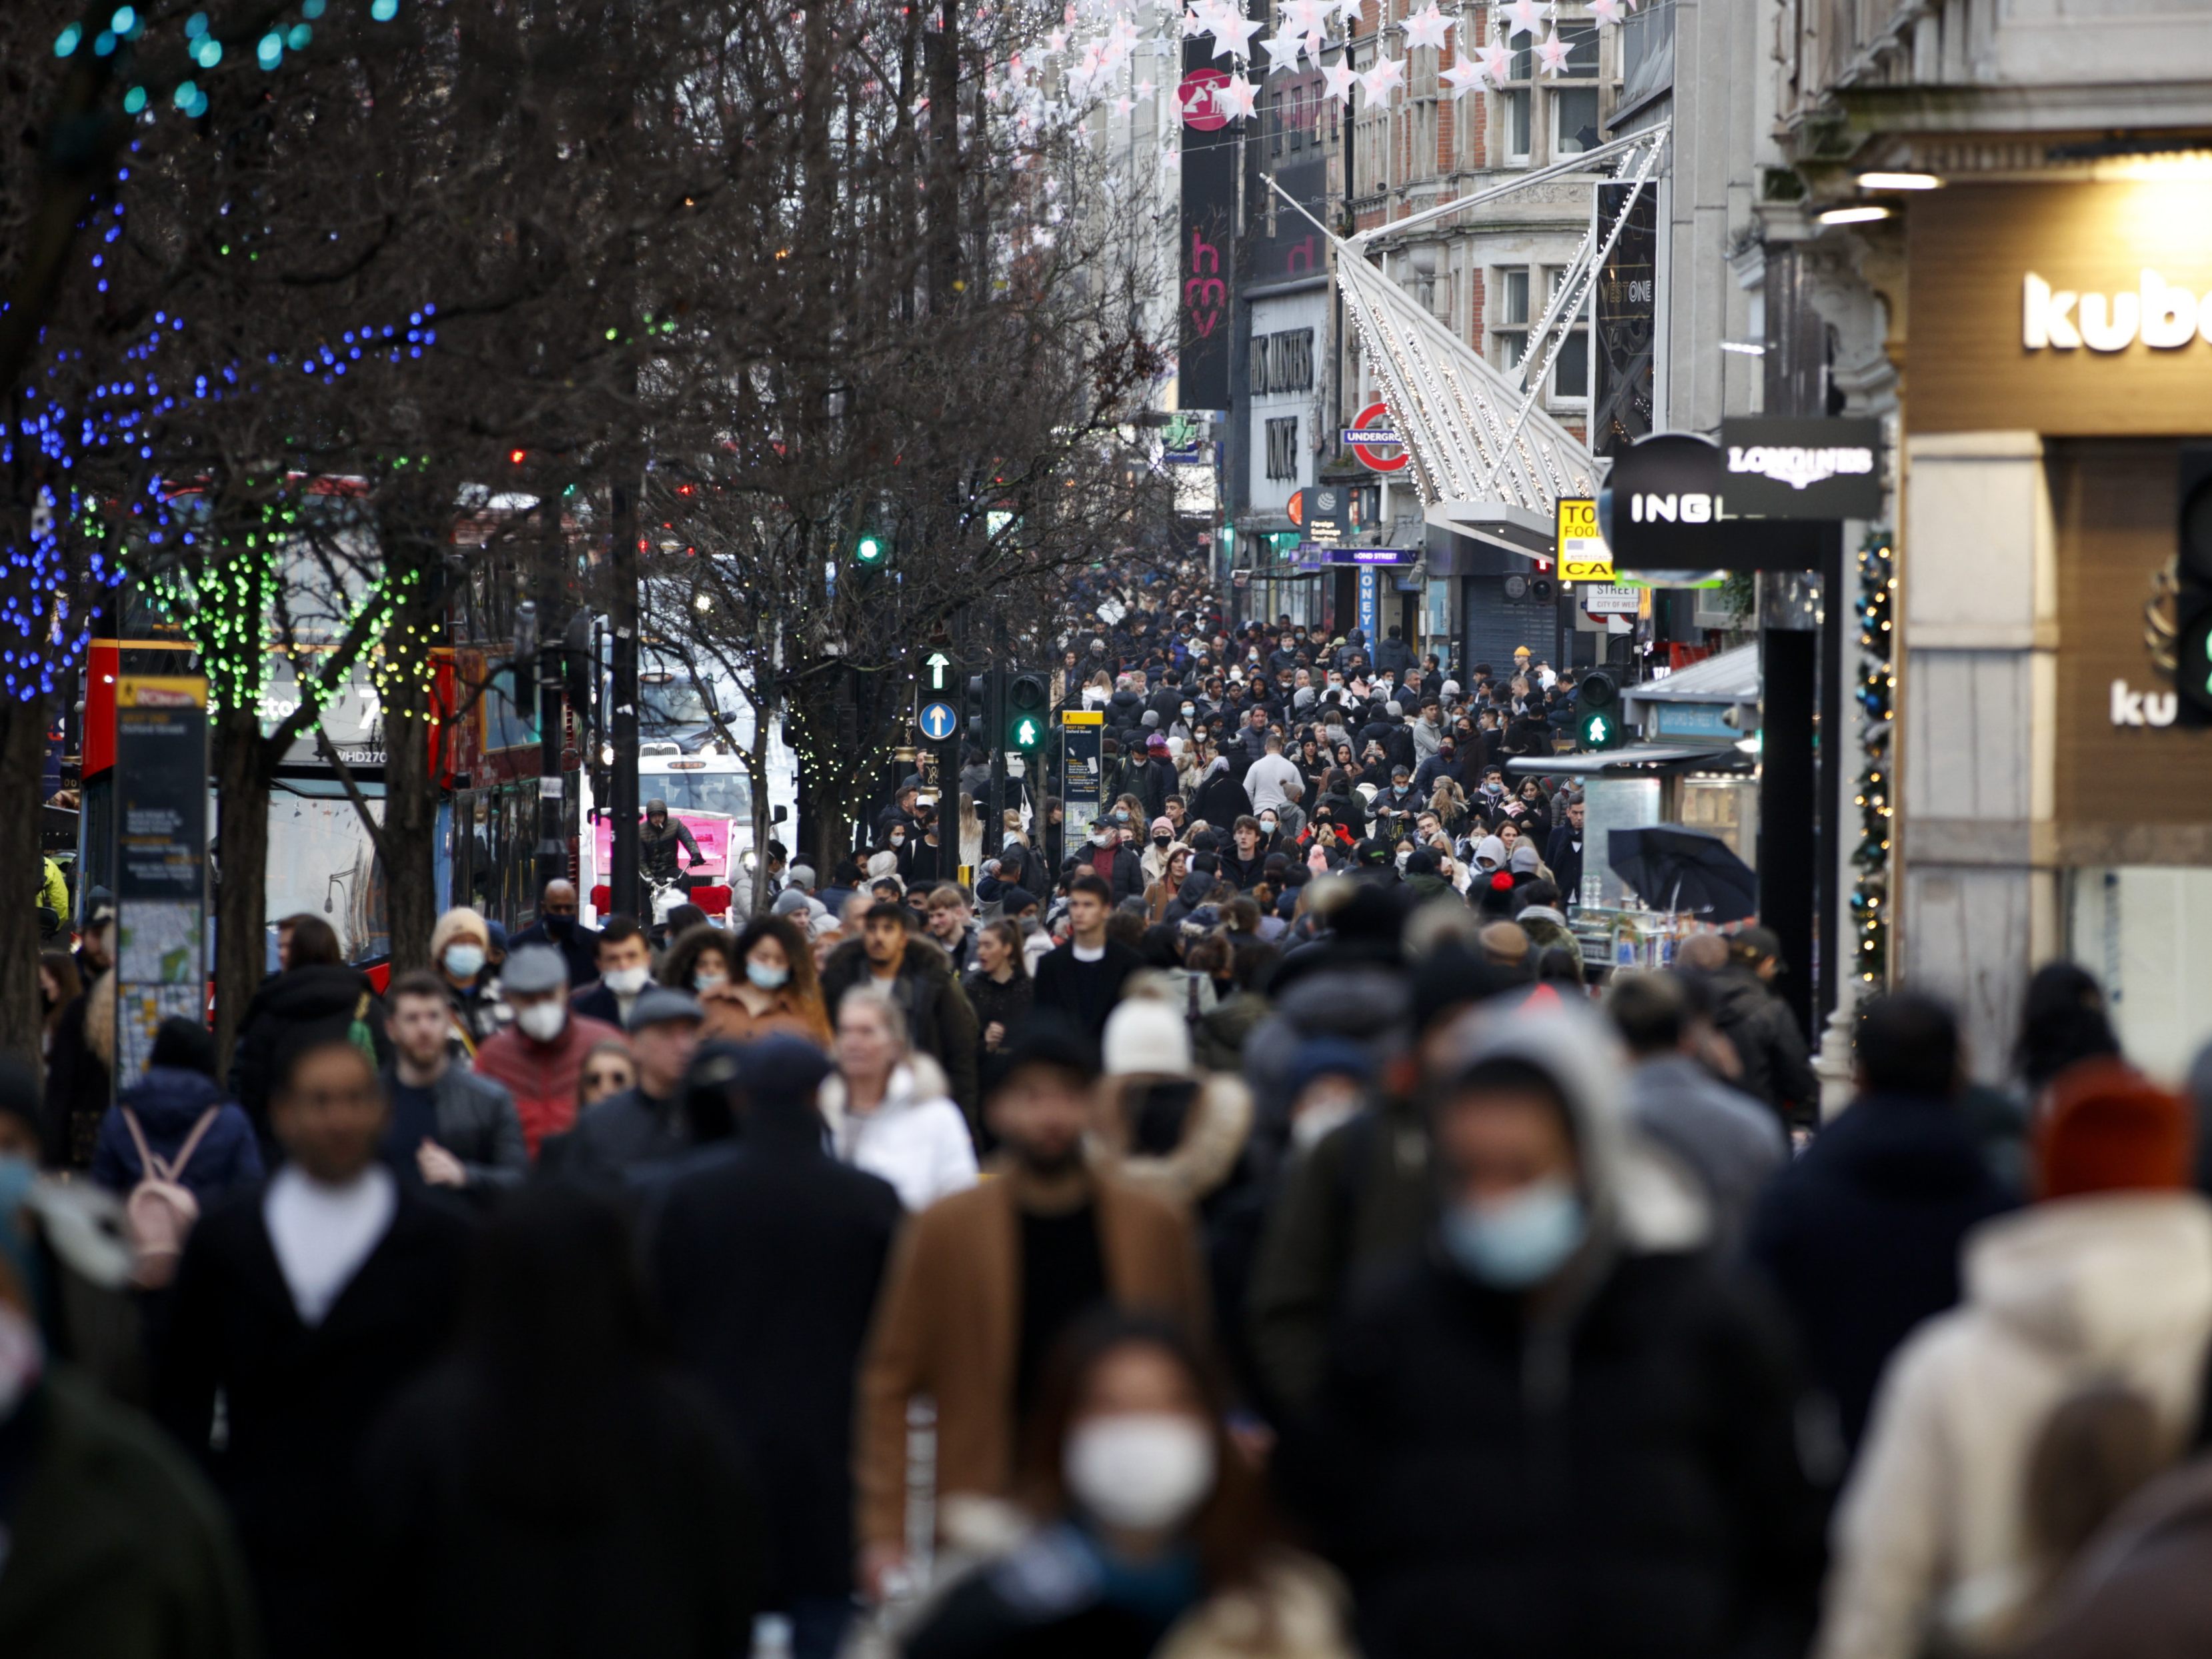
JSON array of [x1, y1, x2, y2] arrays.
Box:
[[1358, 53, 1404, 103], [1503, 0, 1548, 37], [1440, 57, 1486, 97], [1400, 3, 1451, 52], [1534, 28, 1572, 74], [1588, 0, 1624, 21], [1321, 56, 1360, 101], [1476, 39, 1513, 81], [1260, 30, 1307, 73], [1218, 75, 1262, 117]]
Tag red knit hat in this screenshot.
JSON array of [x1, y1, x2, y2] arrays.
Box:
[[2034, 1057, 2193, 1201]]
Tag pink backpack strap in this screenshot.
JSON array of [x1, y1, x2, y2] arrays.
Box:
[[121, 1106, 167, 1182], [167, 1108, 221, 1183]]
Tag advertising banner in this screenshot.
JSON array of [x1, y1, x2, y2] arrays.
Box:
[[1060, 710, 1103, 845], [1178, 41, 1236, 410], [113, 675, 209, 1086], [1592, 180, 1657, 457]]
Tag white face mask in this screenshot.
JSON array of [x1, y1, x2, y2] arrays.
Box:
[[695, 970, 729, 994], [443, 943, 486, 981], [515, 1000, 567, 1043], [604, 965, 651, 996], [1062, 1412, 1216, 1533]]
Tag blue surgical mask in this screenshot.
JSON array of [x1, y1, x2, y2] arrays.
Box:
[[1442, 1178, 1586, 1290], [443, 943, 486, 981], [746, 960, 790, 991]]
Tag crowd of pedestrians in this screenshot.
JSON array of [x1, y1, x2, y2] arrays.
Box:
[[10, 570, 2212, 1659]]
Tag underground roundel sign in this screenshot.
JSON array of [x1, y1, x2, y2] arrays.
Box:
[[1345, 401, 1408, 473]]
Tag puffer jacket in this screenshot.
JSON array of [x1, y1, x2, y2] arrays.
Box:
[[819, 1054, 980, 1214], [1816, 1192, 2212, 1659], [89, 1068, 263, 1204]]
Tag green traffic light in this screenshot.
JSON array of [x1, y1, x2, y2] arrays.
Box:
[[855, 533, 888, 566], [1578, 709, 1621, 751], [1011, 715, 1042, 750]]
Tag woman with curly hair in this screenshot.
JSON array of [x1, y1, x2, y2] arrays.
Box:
[[677, 916, 832, 1047]]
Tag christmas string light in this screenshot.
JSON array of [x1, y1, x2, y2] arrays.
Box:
[[1849, 529, 1895, 986], [53, 0, 403, 127]]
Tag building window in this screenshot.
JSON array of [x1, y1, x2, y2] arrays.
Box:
[[1252, 329, 1315, 395], [1553, 23, 1600, 153], [1490, 267, 1531, 371], [1264, 416, 1301, 481], [1543, 265, 1590, 403], [1503, 31, 1534, 163]]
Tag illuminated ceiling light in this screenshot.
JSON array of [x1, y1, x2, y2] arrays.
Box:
[[1819, 205, 1893, 225], [1855, 171, 1942, 191]]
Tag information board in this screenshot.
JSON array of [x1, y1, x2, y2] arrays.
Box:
[[113, 675, 210, 1085]]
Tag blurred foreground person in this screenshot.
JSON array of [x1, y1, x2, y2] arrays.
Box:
[[1295, 997, 1823, 1659], [651, 1038, 902, 1659], [856, 1020, 1208, 1602], [905, 1315, 1352, 1659], [156, 1034, 471, 1658], [1815, 1059, 2212, 1659], [1749, 994, 2013, 1456], [0, 1154, 259, 1656], [363, 1186, 760, 1659]]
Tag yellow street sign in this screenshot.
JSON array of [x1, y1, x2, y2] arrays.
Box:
[[1060, 709, 1104, 725], [1554, 496, 1613, 584]]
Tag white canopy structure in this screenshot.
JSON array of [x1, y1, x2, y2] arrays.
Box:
[[1273, 123, 1669, 557]]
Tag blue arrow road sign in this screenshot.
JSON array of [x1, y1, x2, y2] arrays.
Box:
[[919, 701, 958, 741]]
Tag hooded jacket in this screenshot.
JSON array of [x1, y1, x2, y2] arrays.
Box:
[[91, 1068, 263, 1205], [227, 964, 393, 1158], [1815, 1192, 2212, 1659], [1293, 1000, 1823, 1659]]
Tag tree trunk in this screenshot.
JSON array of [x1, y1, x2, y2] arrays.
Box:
[[213, 708, 272, 1073], [0, 695, 47, 1070], [381, 662, 437, 972]]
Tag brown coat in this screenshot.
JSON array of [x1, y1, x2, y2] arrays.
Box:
[[698, 984, 832, 1048], [854, 1166, 1210, 1551]]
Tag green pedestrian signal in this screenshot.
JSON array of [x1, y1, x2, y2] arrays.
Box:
[[854, 532, 889, 567], [1005, 671, 1048, 751], [1576, 670, 1624, 751]]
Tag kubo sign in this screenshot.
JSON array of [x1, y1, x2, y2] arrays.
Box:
[[2023, 269, 2212, 353]]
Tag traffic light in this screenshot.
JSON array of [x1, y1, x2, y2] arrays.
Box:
[[2176, 447, 2212, 723], [854, 530, 890, 569], [1576, 669, 1624, 751], [1005, 671, 1048, 751]]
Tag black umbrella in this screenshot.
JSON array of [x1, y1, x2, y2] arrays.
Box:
[[1606, 825, 1758, 922]]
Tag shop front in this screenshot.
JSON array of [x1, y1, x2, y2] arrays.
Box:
[[1896, 172, 2212, 1078]]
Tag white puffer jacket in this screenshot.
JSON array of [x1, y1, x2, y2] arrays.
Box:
[[820, 1054, 980, 1214], [1816, 1191, 2212, 1659]]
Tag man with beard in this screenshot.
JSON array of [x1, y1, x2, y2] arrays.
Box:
[[853, 1019, 1208, 1601]]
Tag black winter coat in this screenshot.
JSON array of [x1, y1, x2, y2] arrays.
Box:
[[1747, 1091, 2013, 1453], [227, 965, 393, 1160], [1705, 971, 1820, 1129], [359, 1360, 761, 1659], [155, 1183, 472, 1658], [819, 936, 980, 1117], [1293, 1248, 1824, 1659], [648, 1103, 903, 1606]]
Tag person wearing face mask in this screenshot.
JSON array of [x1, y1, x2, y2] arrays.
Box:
[[509, 878, 604, 991], [694, 915, 833, 1047], [472, 945, 626, 1160], [1292, 996, 1823, 1659], [569, 916, 656, 1030], [904, 1314, 1353, 1659], [429, 906, 501, 1052], [856, 1020, 1208, 1604], [0, 1149, 260, 1655]]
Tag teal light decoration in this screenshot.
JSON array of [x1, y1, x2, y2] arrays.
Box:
[[193, 36, 222, 67], [258, 31, 283, 68], [123, 85, 147, 113], [110, 7, 137, 33], [54, 23, 82, 56], [93, 30, 118, 55], [303, 0, 328, 15], [185, 11, 209, 36], [371, 0, 399, 20], [173, 79, 198, 109], [287, 23, 312, 47]]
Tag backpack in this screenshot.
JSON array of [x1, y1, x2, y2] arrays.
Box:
[[120, 1106, 219, 1290]]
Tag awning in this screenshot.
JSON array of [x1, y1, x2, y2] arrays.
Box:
[[1504, 743, 1754, 777]]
